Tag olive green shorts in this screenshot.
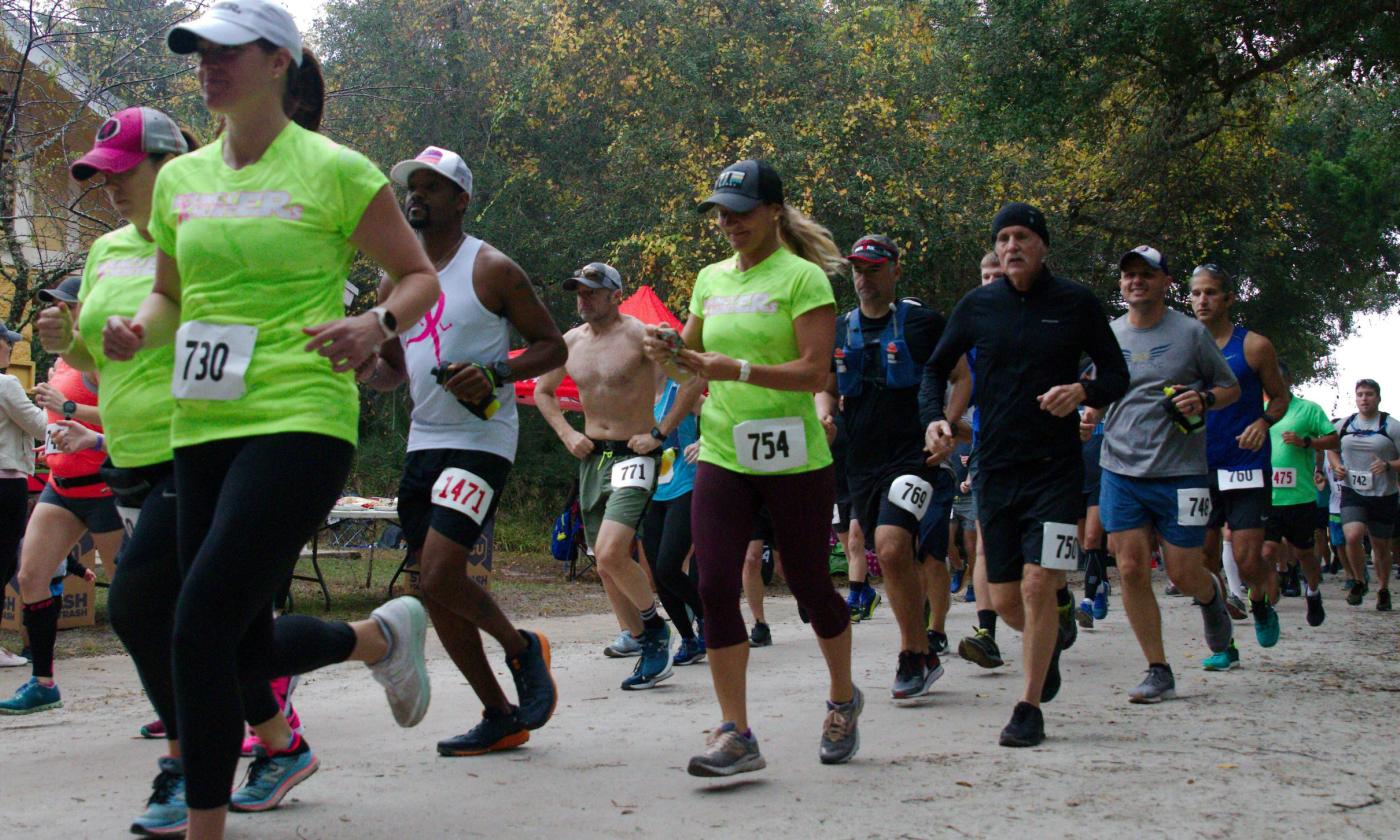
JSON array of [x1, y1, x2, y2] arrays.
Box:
[[579, 446, 658, 547]]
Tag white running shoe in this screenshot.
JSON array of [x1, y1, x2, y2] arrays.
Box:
[[367, 596, 431, 727], [0, 647, 27, 668]]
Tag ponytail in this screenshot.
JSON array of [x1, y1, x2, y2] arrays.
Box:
[[777, 204, 845, 275], [257, 41, 324, 132]]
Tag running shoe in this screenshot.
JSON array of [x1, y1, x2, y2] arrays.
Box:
[[622, 626, 673, 690], [1253, 603, 1280, 648], [1202, 641, 1241, 671], [0, 677, 61, 715], [1347, 580, 1367, 606], [687, 722, 765, 777], [130, 756, 186, 837], [1075, 598, 1095, 629], [927, 629, 949, 656], [366, 596, 431, 727], [1093, 584, 1110, 620], [1128, 665, 1177, 704], [846, 587, 863, 622], [1058, 600, 1078, 651], [673, 636, 707, 666], [856, 587, 881, 622], [1195, 574, 1234, 654], [508, 630, 556, 731], [242, 701, 304, 757], [603, 631, 642, 658], [998, 701, 1044, 748], [748, 621, 772, 648], [1306, 593, 1325, 627], [891, 651, 944, 700], [139, 719, 166, 739], [1041, 636, 1063, 703], [963, 584, 976, 603], [958, 627, 1004, 669], [437, 706, 529, 756], [229, 736, 319, 812], [1165, 582, 1183, 597], [1281, 570, 1302, 598], [949, 569, 964, 593], [1226, 593, 1249, 619], [819, 686, 864, 764], [1378, 589, 1393, 612], [0, 646, 26, 668]]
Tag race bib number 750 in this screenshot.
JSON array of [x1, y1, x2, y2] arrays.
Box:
[[431, 467, 495, 524], [172, 321, 256, 401], [1040, 522, 1079, 571]]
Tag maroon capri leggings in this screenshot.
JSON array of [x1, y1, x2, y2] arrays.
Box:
[[691, 462, 849, 648]]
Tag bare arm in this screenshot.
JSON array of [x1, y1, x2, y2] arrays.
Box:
[[657, 376, 704, 437], [534, 351, 592, 459], [945, 355, 972, 427], [1236, 333, 1290, 451]]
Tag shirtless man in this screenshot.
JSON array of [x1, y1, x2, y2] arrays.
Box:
[[536, 263, 675, 690]]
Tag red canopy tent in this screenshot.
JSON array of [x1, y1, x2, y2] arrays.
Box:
[[512, 285, 683, 411]]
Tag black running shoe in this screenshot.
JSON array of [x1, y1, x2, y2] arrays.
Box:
[[958, 628, 1004, 669], [1057, 601, 1077, 651], [1347, 581, 1367, 607], [1041, 635, 1063, 703], [748, 622, 772, 647], [1306, 593, 1325, 627], [998, 701, 1044, 748], [507, 630, 556, 731], [1378, 589, 1392, 612]]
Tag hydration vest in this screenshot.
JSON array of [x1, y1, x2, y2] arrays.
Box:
[[1339, 412, 1390, 439], [834, 301, 921, 397]]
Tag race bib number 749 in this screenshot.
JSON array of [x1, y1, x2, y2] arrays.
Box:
[[432, 467, 495, 524]]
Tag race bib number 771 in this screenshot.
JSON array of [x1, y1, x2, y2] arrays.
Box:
[[431, 467, 495, 524]]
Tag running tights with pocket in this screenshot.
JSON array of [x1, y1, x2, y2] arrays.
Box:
[[172, 434, 358, 809], [640, 492, 703, 639], [691, 463, 847, 648]]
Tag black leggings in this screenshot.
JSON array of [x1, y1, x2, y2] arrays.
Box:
[[107, 463, 287, 742], [640, 492, 703, 639], [172, 434, 358, 810], [0, 478, 27, 601]]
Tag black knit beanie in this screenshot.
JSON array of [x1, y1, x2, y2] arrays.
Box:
[[991, 202, 1050, 246]]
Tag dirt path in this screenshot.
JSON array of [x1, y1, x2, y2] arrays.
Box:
[[2, 576, 1396, 838]]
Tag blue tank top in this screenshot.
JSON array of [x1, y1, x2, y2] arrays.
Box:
[[652, 379, 697, 501], [1205, 325, 1270, 471]]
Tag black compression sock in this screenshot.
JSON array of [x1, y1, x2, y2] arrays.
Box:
[[640, 603, 665, 631], [1056, 586, 1072, 608], [977, 609, 997, 638], [1083, 549, 1106, 599], [22, 596, 61, 680], [1250, 598, 1269, 616]]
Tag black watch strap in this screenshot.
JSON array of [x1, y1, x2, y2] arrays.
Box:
[[491, 360, 514, 385], [650, 425, 666, 442]]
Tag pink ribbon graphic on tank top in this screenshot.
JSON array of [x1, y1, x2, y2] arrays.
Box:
[[403, 293, 452, 365]]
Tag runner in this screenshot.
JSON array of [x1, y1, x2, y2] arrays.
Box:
[[0, 328, 48, 671], [1088, 245, 1239, 696], [1190, 264, 1292, 647], [535, 262, 672, 690], [923, 203, 1128, 746], [1076, 397, 1112, 629], [0, 336, 124, 717], [644, 158, 859, 774], [100, 6, 441, 837], [834, 416, 880, 622], [360, 145, 563, 755], [1321, 379, 1399, 610], [817, 234, 969, 700], [1266, 364, 1338, 626]]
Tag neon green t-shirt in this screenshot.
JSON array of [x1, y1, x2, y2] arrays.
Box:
[[689, 247, 835, 476], [76, 225, 174, 468], [147, 122, 386, 448], [1269, 396, 1333, 506]]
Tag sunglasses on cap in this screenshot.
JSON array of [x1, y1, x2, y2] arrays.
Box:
[[848, 239, 899, 264], [1191, 263, 1227, 277]]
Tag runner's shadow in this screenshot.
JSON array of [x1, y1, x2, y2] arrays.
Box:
[[697, 778, 771, 794]]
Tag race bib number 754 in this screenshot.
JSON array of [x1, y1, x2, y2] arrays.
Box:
[[732, 417, 807, 473], [432, 467, 495, 524]]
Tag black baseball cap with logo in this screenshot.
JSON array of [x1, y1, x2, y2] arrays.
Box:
[[697, 159, 785, 213]]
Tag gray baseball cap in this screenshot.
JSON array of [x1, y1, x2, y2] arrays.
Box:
[[563, 262, 622, 291]]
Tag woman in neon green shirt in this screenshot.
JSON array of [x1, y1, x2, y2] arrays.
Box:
[[644, 159, 861, 777], [100, 4, 440, 837]]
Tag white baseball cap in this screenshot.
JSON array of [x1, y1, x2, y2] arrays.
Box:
[[390, 146, 473, 196], [168, 0, 302, 66]]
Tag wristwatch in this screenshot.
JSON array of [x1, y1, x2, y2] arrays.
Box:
[[1197, 389, 1216, 408], [1301, 435, 1313, 449], [491, 360, 515, 385], [369, 306, 398, 340], [737, 359, 752, 383], [61, 400, 76, 419], [650, 425, 666, 443]]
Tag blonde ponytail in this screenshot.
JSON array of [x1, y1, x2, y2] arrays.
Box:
[[777, 204, 845, 276]]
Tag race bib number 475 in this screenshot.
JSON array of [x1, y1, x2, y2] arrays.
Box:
[[732, 417, 807, 473], [173, 321, 256, 401], [432, 467, 495, 524]]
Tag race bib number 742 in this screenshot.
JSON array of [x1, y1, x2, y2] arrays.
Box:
[[431, 467, 495, 524]]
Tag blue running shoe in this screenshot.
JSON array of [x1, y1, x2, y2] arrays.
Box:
[[1254, 604, 1281, 648], [673, 636, 706, 666], [846, 587, 863, 622], [949, 569, 964, 593], [130, 757, 187, 837], [1202, 641, 1241, 671], [0, 677, 61, 715], [1075, 598, 1095, 629], [1093, 585, 1110, 620], [622, 625, 673, 690], [963, 584, 976, 603], [230, 737, 319, 812], [857, 586, 882, 621]]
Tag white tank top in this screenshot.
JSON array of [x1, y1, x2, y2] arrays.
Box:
[[401, 235, 518, 460]]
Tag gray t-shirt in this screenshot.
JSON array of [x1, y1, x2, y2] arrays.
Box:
[[1101, 309, 1238, 478], [1334, 412, 1400, 497]]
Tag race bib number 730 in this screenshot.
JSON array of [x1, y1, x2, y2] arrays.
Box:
[[172, 321, 256, 401], [431, 467, 495, 524]]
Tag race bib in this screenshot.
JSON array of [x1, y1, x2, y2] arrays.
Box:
[[610, 456, 655, 491], [1217, 468, 1264, 490], [43, 423, 61, 455], [116, 505, 141, 538], [1039, 522, 1079, 571], [732, 417, 807, 473], [887, 474, 933, 519], [1349, 470, 1374, 491], [1271, 468, 1297, 490], [1178, 488, 1212, 526], [431, 467, 495, 524], [173, 321, 257, 401]]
